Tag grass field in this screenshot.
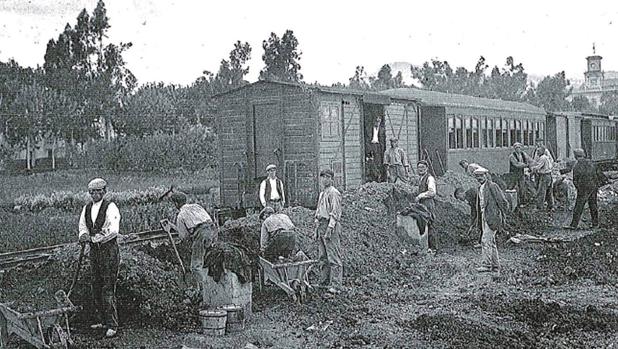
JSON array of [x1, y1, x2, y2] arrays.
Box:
[[0, 169, 219, 252], [0, 168, 218, 205]]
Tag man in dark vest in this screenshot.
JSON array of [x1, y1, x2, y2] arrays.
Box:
[[78, 178, 121, 338], [508, 142, 530, 206], [259, 164, 286, 212], [415, 160, 437, 254], [566, 148, 601, 229]]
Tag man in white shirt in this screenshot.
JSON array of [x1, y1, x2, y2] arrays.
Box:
[[259, 164, 286, 211], [78, 178, 121, 338], [162, 191, 216, 291], [383, 138, 410, 183]]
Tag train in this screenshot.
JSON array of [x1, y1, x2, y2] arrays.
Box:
[[213, 81, 618, 211]]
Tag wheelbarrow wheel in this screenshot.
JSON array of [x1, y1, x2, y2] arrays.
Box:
[[0, 313, 9, 348], [47, 324, 69, 349]]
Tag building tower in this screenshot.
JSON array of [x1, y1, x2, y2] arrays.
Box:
[[584, 44, 603, 90]]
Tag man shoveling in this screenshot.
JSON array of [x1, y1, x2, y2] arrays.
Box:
[[161, 192, 217, 295]]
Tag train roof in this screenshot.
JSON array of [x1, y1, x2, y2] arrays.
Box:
[[381, 88, 545, 114], [211, 80, 398, 103], [550, 111, 616, 120]]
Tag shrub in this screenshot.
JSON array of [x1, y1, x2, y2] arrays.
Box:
[[69, 125, 217, 172]]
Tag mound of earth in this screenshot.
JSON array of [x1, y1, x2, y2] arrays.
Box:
[[0, 244, 198, 331], [536, 228, 618, 285]]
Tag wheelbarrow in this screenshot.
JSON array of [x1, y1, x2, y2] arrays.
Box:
[[258, 256, 317, 303], [0, 291, 80, 349]]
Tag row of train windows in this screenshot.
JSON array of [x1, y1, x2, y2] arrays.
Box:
[[448, 116, 545, 150], [593, 125, 617, 142]]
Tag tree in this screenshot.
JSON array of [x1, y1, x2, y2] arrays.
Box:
[[532, 72, 571, 112], [115, 83, 184, 137], [349, 66, 371, 90], [411, 59, 454, 92], [570, 95, 594, 112], [259, 30, 303, 82], [485, 56, 528, 102], [43, 0, 136, 144], [599, 91, 618, 115], [212, 41, 252, 93]]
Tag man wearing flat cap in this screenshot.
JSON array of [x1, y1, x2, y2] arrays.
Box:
[[259, 164, 286, 212], [383, 138, 410, 183], [473, 168, 510, 273], [161, 191, 216, 291], [78, 178, 121, 338], [566, 148, 602, 229], [314, 169, 343, 294]]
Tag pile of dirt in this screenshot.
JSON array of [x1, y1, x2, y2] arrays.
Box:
[[0, 244, 198, 331], [402, 313, 538, 349], [220, 182, 471, 279], [537, 228, 618, 285], [476, 296, 618, 334]]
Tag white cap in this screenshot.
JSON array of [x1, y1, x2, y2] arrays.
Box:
[[88, 178, 107, 190], [473, 167, 489, 175]]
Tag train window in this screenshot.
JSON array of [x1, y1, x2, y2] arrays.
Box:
[[472, 118, 479, 148], [529, 121, 535, 146], [465, 117, 473, 148], [481, 117, 487, 148], [488, 119, 494, 147], [593, 126, 598, 142], [516, 120, 522, 143], [503, 120, 510, 147], [448, 117, 455, 149], [495, 118, 503, 148], [523, 120, 529, 146], [509, 120, 516, 146], [456, 116, 464, 149]]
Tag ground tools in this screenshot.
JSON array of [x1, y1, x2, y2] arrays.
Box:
[[160, 219, 188, 285]]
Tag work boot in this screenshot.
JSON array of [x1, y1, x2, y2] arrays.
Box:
[[476, 266, 492, 273]]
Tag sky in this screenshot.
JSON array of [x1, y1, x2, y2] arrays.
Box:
[[1, 0, 618, 87]]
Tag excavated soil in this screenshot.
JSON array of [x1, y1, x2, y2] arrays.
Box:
[[3, 177, 618, 348]]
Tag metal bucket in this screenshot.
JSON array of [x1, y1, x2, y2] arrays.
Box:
[[199, 310, 227, 336], [221, 305, 245, 332], [505, 189, 518, 212]]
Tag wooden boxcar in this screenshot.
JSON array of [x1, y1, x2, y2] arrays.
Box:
[[546, 111, 583, 161], [382, 88, 547, 174], [213, 81, 430, 209]]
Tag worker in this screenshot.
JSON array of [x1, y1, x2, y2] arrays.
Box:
[[530, 145, 554, 211], [162, 191, 217, 292], [259, 207, 296, 261], [532, 139, 554, 162], [509, 142, 531, 206], [566, 148, 600, 229], [459, 159, 482, 176], [78, 178, 121, 338], [366, 115, 384, 182], [460, 159, 508, 190], [383, 138, 410, 183], [314, 169, 343, 295], [473, 168, 510, 273], [454, 187, 481, 247], [259, 164, 286, 212], [415, 160, 437, 254]]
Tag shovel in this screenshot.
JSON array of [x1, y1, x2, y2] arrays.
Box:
[[54, 242, 86, 306], [160, 219, 189, 285]]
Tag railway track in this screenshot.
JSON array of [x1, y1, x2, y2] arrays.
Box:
[[0, 229, 179, 270]]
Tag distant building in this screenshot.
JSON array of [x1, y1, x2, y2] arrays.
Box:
[[571, 47, 618, 106]]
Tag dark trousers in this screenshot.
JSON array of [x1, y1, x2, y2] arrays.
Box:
[[90, 239, 119, 329], [264, 230, 297, 261], [570, 187, 599, 228], [535, 173, 554, 210]]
